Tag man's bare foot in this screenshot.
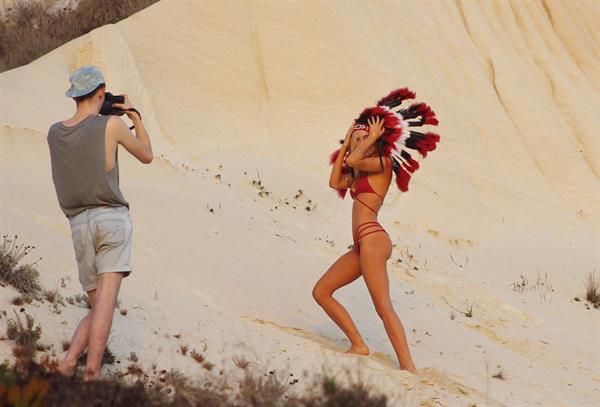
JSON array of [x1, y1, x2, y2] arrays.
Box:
[[83, 368, 100, 382], [56, 359, 76, 376], [345, 343, 370, 356]]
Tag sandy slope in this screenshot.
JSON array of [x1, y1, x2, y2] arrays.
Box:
[[1, 1, 599, 405]]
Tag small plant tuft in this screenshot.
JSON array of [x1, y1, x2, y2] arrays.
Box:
[[585, 271, 600, 308], [190, 350, 205, 364], [5, 311, 42, 365], [233, 355, 250, 370], [0, 235, 42, 296]]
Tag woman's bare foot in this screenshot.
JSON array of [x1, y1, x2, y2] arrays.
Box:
[[56, 359, 77, 376], [346, 342, 370, 356], [401, 364, 418, 374]]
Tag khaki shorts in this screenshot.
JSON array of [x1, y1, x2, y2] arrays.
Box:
[[68, 206, 132, 292]]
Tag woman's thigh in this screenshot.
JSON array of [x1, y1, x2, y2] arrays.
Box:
[[315, 250, 362, 293], [359, 233, 393, 306]]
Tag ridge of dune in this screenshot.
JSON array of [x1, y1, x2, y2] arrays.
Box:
[[1, 1, 599, 406]]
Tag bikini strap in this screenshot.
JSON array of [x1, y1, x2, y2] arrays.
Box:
[[355, 196, 379, 214]]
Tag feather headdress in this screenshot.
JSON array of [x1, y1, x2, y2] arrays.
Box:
[[329, 87, 440, 195]]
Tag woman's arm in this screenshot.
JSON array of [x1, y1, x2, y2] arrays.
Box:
[[346, 116, 386, 172], [329, 122, 355, 189]]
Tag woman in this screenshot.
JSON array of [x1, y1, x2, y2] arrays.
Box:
[[312, 87, 440, 373]]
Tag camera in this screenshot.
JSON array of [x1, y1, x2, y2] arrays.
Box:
[[100, 92, 125, 116]]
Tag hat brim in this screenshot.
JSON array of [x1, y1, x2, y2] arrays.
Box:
[[65, 84, 103, 98]]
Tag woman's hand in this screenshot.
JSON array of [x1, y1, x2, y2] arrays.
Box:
[[368, 116, 385, 139], [342, 120, 355, 148]]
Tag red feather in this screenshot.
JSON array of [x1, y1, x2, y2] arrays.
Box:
[[395, 166, 411, 192], [414, 132, 440, 157], [330, 148, 341, 164], [402, 156, 420, 173], [377, 87, 416, 106]]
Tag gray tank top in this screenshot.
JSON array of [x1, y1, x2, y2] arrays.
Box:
[[47, 114, 129, 217]]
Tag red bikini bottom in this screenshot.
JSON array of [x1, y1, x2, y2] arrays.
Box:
[[353, 221, 388, 254]]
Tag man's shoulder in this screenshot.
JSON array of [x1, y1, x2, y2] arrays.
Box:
[[47, 121, 62, 139]]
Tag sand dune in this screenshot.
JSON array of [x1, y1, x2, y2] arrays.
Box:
[[1, 1, 599, 405]]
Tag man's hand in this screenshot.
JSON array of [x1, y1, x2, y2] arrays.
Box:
[[112, 94, 140, 121]]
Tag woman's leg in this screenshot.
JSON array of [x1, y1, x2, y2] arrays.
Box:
[[56, 290, 97, 376], [312, 250, 369, 355], [360, 233, 417, 372]]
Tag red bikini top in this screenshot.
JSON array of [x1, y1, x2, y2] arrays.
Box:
[[349, 156, 392, 204], [350, 175, 383, 200]]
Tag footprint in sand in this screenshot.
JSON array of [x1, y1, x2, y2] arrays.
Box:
[[243, 316, 396, 365]]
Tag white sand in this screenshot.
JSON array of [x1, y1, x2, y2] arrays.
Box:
[[1, 1, 599, 405]]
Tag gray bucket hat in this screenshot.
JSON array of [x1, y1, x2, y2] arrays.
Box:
[[65, 65, 105, 98]]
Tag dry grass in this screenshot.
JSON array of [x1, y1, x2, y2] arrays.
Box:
[[0, 235, 42, 296], [190, 350, 205, 364], [232, 355, 250, 370], [77, 346, 116, 367], [0, 356, 391, 407], [73, 293, 91, 309], [5, 311, 43, 365], [0, 0, 159, 72], [10, 294, 34, 306], [586, 271, 600, 308], [236, 371, 287, 405], [463, 299, 474, 318]]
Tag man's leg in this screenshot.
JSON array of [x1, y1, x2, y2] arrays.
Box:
[[56, 290, 96, 376], [83, 272, 123, 381]]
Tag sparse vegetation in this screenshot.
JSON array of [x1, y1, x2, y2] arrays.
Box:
[[77, 346, 116, 367], [0, 235, 42, 296], [10, 294, 34, 306], [509, 274, 528, 294], [43, 289, 60, 303], [190, 350, 205, 364], [492, 370, 505, 380], [43, 289, 66, 314], [0, 346, 392, 407], [233, 355, 250, 370], [237, 370, 287, 404], [463, 299, 474, 318], [0, 0, 160, 72], [585, 271, 600, 308], [74, 293, 91, 309], [5, 311, 43, 365]]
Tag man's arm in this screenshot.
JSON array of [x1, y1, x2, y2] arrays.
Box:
[[108, 95, 153, 164]]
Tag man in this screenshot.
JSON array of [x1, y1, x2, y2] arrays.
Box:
[[48, 65, 152, 380]]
